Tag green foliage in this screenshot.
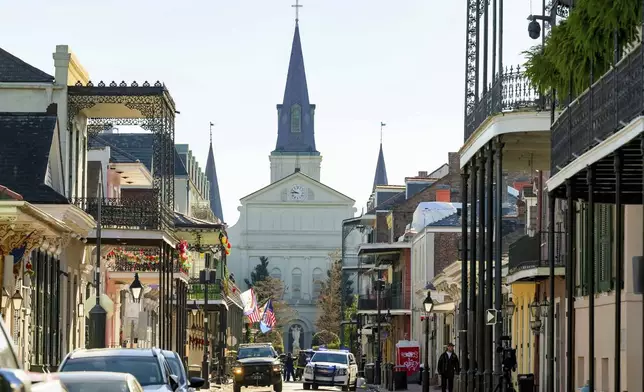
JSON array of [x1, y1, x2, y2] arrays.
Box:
[[523, 0, 641, 101], [312, 330, 341, 347], [255, 330, 284, 353], [342, 295, 358, 348], [248, 256, 270, 287]]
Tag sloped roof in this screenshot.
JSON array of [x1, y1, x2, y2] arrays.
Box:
[[0, 112, 67, 203], [206, 143, 224, 222], [372, 143, 388, 191], [0, 48, 54, 83], [240, 170, 355, 203]]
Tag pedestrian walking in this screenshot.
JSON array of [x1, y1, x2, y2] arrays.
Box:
[[284, 352, 295, 382], [437, 343, 460, 392]]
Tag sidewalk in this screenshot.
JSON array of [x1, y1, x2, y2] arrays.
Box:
[[366, 383, 441, 392]]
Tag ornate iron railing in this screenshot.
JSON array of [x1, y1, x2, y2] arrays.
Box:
[[551, 44, 643, 175], [71, 197, 161, 230], [357, 282, 406, 310], [507, 231, 566, 274], [465, 66, 548, 141], [187, 281, 222, 301]]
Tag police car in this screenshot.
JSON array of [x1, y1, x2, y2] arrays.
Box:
[[302, 349, 357, 391]]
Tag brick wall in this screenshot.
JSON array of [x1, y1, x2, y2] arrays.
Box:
[[375, 212, 389, 243], [433, 232, 461, 275], [403, 249, 411, 308]]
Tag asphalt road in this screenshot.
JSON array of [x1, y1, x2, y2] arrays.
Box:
[[228, 381, 342, 392]]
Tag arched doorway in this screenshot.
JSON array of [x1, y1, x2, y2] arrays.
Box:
[[288, 323, 305, 353]]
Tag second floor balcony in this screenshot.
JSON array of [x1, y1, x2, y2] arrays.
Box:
[[506, 230, 566, 283], [357, 282, 409, 312], [465, 66, 549, 142]]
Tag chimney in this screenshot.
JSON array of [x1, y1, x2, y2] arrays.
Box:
[[46, 103, 57, 115], [52, 45, 71, 86], [448, 152, 460, 174], [294, 167, 301, 173], [418, 171, 428, 177]]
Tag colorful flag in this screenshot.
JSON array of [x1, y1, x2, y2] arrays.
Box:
[[259, 299, 276, 333]]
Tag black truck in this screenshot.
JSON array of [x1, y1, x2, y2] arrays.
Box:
[[232, 343, 283, 392]]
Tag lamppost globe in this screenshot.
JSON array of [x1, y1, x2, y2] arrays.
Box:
[[130, 273, 143, 302], [423, 291, 434, 313], [11, 290, 23, 310], [506, 297, 516, 316]]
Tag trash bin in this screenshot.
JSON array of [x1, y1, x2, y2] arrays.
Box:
[[384, 364, 394, 391], [517, 374, 535, 392], [393, 366, 407, 390], [365, 363, 375, 384]]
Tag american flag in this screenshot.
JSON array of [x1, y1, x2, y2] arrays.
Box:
[[246, 290, 262, 323], [261, 299, 276, 328]]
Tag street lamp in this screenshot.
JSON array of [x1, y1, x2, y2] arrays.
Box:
[[422, 291, 434, 392], [1, 288, 9, 311], [130, 273, 143, 302], [11, 290, 22, 310], [529, 300, 542, 332], [540, 299, 550, 319], [505, 297, 516, 317]]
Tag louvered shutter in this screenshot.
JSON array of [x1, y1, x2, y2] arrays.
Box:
[[597, 204, 613, 292], [579, 203, 588, 296]]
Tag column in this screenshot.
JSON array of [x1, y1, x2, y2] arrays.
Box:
[[477, 150, 486, 392], [114, 288, 122, 348], [614, 152, 624, 392], [485, 143, 494, 390], [587, 166, 596, 392], [468, 157, 478, 392], [460, 164, 469, 392], [494, 137, 504, 386], [565, 179, 575, 392]]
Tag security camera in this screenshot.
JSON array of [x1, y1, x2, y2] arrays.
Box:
[[528, 19, 541, 39]]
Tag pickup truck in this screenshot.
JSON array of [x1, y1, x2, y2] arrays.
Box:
[[0, 318, 65, 391]]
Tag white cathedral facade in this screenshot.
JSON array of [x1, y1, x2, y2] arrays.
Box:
[[227, 21, 356, 352]]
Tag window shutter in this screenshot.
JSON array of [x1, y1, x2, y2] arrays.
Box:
[[579, 203, 587, 296], [596, 204, 613, 292]]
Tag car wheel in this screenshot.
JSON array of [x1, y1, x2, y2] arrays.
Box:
[[233, 384, 241, 392], [303, 383, 311, 390], [350, 378, 357, 391], [342, 381, 349, 392], [274, 381, 283, 392], [312, 384, 319, 390]]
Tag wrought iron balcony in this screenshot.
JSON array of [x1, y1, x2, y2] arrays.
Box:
[[508, 230, 565, 275], [357, 283, 408, 311], [465, 66, 549, 141], [187, 281, 222, 301], [72, 196, 165, 230], [105, 248, 189, 275], [551, 44, 643, 175]]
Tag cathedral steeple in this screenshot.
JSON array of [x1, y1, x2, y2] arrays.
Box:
[[273, 22, 318, 155], [372, 142, 389, 191], [206, 123, 224, 222]]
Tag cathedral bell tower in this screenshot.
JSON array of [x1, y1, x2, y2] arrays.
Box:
[[269, 20, 322, 183]]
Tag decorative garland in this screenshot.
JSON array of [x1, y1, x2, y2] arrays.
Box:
[[105, 247, 191, 274]]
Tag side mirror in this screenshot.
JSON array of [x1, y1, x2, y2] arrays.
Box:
[[189, 377, 206, 388], [0, 369, 31, 391], [169, 374, 179, 390]]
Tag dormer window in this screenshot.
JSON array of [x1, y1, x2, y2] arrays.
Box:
[[290, 104, 301, 133]]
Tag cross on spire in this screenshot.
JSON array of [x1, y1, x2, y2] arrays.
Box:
[[209, 122, 214, 144], [380, 122, 386, 144], [292, 0, 303, 23]]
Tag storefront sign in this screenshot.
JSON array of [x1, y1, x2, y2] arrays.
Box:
[[396, 346, 420, 375]]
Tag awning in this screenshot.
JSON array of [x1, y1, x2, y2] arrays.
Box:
[[432, 302, 456, 314]]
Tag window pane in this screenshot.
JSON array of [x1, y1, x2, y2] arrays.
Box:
[[61, 357, 163, 386], [292, 269, 302, 299], [290, 105, 301, 133]]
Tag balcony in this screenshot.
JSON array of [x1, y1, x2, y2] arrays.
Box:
[[507, 230, 566, 283], [105, 247, 189, 282], [465, 66, 549, 141], [71, 196, 173, 231], [187, 281, 223, 301], [551, 44, 643, 176], [357, 283, 408, 311]]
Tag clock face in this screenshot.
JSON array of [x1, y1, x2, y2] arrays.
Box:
[[289, 184, 307, 201]]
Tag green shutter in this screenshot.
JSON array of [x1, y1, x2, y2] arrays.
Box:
[[596, 204, 613, 292], [579, 203, 587, 296]]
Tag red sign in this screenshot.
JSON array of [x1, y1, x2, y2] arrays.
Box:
[[396, 346, 420, 376]]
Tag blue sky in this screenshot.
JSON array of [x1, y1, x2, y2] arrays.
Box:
[[2, 0, 537, 224]]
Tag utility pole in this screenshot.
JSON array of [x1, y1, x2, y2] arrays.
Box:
[[89, 171, 106, 349], [201, 252, 211, 389]]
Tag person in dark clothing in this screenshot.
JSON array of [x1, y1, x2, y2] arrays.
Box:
[[437, 343, 460, 392], [284, 353, 295, 382]]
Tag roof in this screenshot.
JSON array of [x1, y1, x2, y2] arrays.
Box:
[[428, 212, 461, 227], [56, 372, 132, 382], [357, 242, 411, 255], [0, 48, 54, 83], [67, 348, 158, 358], [206, 143, 224, 221], [240, 170, 355, 203], [174, 211, 223, 229], [88, 133, 186, 176], [0, 112, 68, 204], [273, 23, 318, 155], [366, 191, 405, 214], [372, 143, 388, 191]]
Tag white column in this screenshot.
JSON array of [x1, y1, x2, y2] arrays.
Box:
[[113, 289, 122, 347]]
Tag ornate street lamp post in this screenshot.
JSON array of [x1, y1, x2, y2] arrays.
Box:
[[130, 273, 143, 303], [422, 291, 434, 392], [89, 174, 107, 349]]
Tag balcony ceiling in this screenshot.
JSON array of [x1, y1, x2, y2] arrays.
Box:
[[460, 111, 551, 169], [110, 163, 152, 187]]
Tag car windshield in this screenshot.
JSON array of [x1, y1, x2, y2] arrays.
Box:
[[60, 357, 163, 386], [60, 379, 129, 392], [311, 353, 348, 365], [165, 356, 186, 385], [238, 347, 275, 359]]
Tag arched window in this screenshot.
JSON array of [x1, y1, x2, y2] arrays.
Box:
[[312, 268, 323, 299], [270, 268, 282, 280], [290, 104, 302, 133], [291, 268, 302, 299]]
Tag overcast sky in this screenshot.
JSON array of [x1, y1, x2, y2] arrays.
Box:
[[1, 0, 538, 224]]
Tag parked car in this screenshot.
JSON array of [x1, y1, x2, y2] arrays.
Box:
[[58, 348, 180, 391], [160, 350, 205, 391]]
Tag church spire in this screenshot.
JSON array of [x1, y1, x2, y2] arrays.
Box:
[[373, 123, 388, 191], [206, 123, 224, 222], [273, 19, 318, 155]]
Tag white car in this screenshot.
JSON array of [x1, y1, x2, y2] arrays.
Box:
[[303, 349, 358, 391]]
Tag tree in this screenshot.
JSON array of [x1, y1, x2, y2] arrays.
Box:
[[255, 330, 284, 353], [253, 277, 297, 331], [312, 330, 341, 348], [246, 256, 270, 288], [315, 257, 344, 336], [523, 0, 640, 101], [342, 295, 358, 349]]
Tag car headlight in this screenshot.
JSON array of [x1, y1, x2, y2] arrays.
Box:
[[336, 368, 348, 376], [233, 367, 243, 375], [304, 366, 313, 374], [273, 365, 281, 372]]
